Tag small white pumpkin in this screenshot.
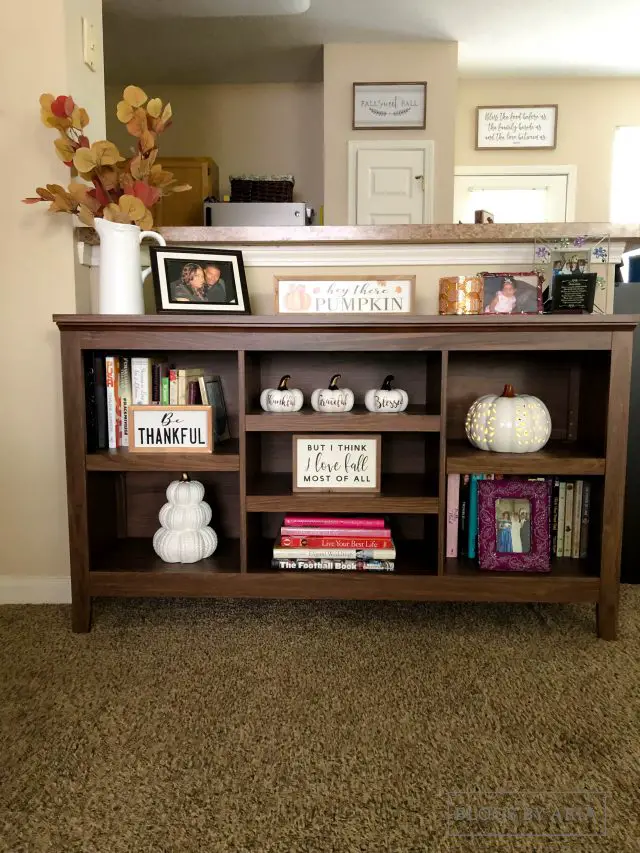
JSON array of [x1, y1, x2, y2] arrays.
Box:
[[166, 476, 204, 506], [465, 384, 552, 453], [260, 375, 304, 413], [310, 374, 354, 413], [364, 374, 409, 413], [158, 500, 212, 530], [153, 527, 218, 564]]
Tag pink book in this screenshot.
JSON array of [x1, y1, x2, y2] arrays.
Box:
[[281, 526, 391, 538], [446, 473, 460, 558], [283, 515, 385, 529]]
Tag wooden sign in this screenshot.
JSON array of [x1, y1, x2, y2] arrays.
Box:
[[275, 276, 415, 315], [353, 82, 427, 129], [293, 434, 381, 493], [476, 105, 558, 150], [129, 406, 213, 453]]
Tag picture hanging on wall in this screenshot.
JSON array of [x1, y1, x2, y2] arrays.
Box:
[[353, 82, 427, 130], [476, 105, 558, 150]]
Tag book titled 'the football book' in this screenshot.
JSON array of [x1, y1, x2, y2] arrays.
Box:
[[272, 558, 395, 572]]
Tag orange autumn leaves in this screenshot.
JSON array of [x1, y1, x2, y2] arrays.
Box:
[[24, 85, 190, 230]]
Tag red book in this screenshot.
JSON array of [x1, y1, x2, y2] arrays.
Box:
[[281, 526, 391, 538], [283, 515, 385, 529], [280, 535, 394, 549]]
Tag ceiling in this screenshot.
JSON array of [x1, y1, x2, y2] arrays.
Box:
[[103, 0, 640, 84]]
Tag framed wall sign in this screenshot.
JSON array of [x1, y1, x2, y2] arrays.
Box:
[[275, 276, 415, 315], [293, 434, 381, 493], [476, 105, 558, 150], [129, 405, 213, 453], [353, 82, 427, 130]]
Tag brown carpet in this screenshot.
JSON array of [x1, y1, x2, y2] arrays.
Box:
[[1, 591, 639, 853]]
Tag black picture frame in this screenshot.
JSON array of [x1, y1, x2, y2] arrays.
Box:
[[550, 273, 597, 314], [149, 246, 251, 315]]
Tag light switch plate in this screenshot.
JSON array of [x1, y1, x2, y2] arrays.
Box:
[[82, 17, 97, 71]]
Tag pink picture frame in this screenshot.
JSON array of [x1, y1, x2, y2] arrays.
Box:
[[478, 479, 550, 572]]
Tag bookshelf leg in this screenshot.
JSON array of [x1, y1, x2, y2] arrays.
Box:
[[596, 602, 617, 641], [71, 594, 92, 633]]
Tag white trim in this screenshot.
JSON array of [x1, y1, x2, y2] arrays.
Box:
[[0, 576, 71, 604], [348, 140, 435, 225], [81, 240, 625, 269], [454, 164, 577, 222]]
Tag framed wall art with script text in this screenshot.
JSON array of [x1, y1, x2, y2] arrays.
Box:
[[353, 82, 427, 130], [476, 105, 558, 150], [274, 276, 416, 315]]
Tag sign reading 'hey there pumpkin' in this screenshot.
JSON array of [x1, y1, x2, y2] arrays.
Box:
[[275, 276, 415, 315]]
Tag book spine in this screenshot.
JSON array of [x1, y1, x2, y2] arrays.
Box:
[[169, 368, 178, 406], [119, 357, 131, 448], [105, 356, 118, 450], [572, 480, 583, 559], [84, 355, 99, 454], [279, 536, 394, 549], [198, 375, 209, 405], [580, 482, 591, 559], [556, 482, 566, 558], [563, 482, 575, 558], [177, 369, 186, 406], [459, 474, 470, 557], [271, 558, 394, 572], [468, 473, 481, 560], [272, 547, 396, 560], [188, 380, 198, 405], [281, 527, 391, 538], [151, 363, 161, 405], [161, 377, 170, 406], [446, 473, 460, 558], [282, 516, 385, 529], [131, 357, 150, 405], [551, 477, 560, 557]]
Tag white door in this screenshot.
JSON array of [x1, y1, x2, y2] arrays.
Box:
[[454, 167, 576, 223], [348, 141, 434, 225]]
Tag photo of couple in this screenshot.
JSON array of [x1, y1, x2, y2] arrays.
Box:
[[552, 253, 589, 277], [482, 272, 542, 315], [496, 498, 531, 554], [167, 260, 236, 305]]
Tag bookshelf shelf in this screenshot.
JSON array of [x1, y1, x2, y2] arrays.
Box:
[[55, 313, 637, 638]]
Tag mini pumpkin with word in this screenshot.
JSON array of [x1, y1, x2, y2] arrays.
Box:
[[311, 374, 355, 413], [364, 375, 409, 413], [465, 384, 551, 453], [153, 474, 218, 564], [260, 375, 304, 412]]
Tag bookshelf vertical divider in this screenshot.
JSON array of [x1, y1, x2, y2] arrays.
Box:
[[54, 314, 638, 638]]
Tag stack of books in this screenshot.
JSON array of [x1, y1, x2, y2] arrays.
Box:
[[84, 354, 229, 451], [446, 474, 591, 561], [272, 515, 396, 572]]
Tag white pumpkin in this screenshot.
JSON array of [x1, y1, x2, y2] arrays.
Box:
[[153, 527, 218, 564], [166, 476, 204, 506], [158, 500, 212, 530], [364, 375, 409, 413], [465, 384, 552, 453], [310, 374, 354, 413], [260, 375, 304, 412]]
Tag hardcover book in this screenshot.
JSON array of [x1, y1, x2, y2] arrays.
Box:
[[580, 482, 591, 559], [556, 481, 566, 558], [446, 473, 460, 558], [280, 526, 391, 538], [119, 357, 131, 448], [279, 535, 393, 550], [271, 558, 394, 572], [282, 516, 386, 529], [572, 480, 583, 559], [273, 544, 396, 560], [131, 357, 151, 405], [563, 482, 575, 558], [105, 356, 118, 450]]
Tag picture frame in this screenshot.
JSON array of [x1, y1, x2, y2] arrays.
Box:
[[480, 271, 543, 315], [476, 105, 558, 150], [292, 434, 381, 493], [149, 246, 251, 315], [129, 405, 213, 453], [478, 479, 550, 572], [274, 275, 416, 315], [353, 82, 427, 130]]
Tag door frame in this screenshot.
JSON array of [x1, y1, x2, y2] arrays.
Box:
[[453, 164, 577, 222], [347, 139, 435, 225]]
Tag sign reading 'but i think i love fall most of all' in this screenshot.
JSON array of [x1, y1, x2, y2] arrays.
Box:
[[293, 434, 381, 493], [129, 406, 213, 453], [275, 277, 415, 315]]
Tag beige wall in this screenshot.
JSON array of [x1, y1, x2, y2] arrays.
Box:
[[106, 83, 324, 212], [323, 42, 458, 225], [0, 0, 104, 584], [456, 77, 640, 222]]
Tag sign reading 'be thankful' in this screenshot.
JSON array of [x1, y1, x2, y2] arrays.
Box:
[[275, 276, 415, 315], [129, 406, 213, 453]]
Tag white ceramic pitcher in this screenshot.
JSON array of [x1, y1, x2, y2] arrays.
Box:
[[94, 217, 166, 314]]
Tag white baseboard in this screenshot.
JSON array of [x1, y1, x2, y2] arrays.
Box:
[[0, 576, 72, 604]]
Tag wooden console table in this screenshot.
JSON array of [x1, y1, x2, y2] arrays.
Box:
[[54, 314, 637, 638]]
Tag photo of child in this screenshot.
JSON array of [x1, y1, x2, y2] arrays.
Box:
[[482, 272, 543, 314]]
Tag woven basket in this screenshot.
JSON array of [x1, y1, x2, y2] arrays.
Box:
[[230, 174, 294, 203]]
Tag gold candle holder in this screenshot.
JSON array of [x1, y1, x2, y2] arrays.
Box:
[[439, 276, 484, 315]]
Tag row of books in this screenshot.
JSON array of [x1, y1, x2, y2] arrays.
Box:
[[272, 515, 396, 572], [447, 474, 591, 560], [84, 355, 229, 452]]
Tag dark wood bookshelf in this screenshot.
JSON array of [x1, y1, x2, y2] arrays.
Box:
[[55, 314, 637, 638]]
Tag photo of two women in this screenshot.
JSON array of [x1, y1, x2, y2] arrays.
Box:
[[496, 498, 531, 554], [167, 260, 237, 305]]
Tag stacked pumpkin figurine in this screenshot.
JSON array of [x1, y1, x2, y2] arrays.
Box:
[[260, 374, 409, 414], [153, 474, 218, 564]]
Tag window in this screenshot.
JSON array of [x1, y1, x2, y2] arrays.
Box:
[[610, 127, 640, 223]]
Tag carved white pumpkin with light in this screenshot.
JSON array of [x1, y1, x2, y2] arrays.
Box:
[[310, 374, 354, 413], [260, 375, 304, 412], [465, 384, 552, 453], [364, 375, 409, 413], [153, 473, 218, 563]]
